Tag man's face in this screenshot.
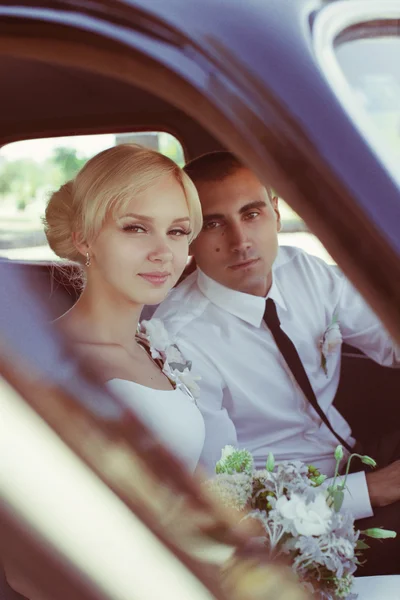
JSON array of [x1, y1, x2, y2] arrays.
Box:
[[190, 168, 281, 297]]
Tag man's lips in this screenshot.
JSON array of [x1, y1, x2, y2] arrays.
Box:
[[228, 258, 260, 271], [139, 272, 171, 285]]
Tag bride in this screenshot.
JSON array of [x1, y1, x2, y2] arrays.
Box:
[[44, 143, 205, 472]]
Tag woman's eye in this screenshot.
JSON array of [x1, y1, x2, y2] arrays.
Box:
[[122, 224, 147, 233], [169, 228, 191, 237]]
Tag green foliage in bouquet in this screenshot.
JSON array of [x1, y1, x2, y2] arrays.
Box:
[[207, 445, 396, 600], [216, 446, 254, 475]]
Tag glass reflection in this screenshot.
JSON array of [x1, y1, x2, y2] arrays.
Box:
[[335, 32, 400, 165]]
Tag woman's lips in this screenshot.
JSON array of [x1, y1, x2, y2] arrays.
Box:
[[139, 272, 171, 285]]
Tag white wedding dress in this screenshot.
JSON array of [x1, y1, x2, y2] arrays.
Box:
[[106, 378, 205, 472]]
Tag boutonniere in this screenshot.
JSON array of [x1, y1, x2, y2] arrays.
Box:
[[138, 319, 201, 401], [319, 314, 342, 377]]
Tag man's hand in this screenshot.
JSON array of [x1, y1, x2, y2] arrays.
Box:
[[366, 459, 400, 508]]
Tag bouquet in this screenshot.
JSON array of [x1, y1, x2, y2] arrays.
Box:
[[206, 445, 396, 599]]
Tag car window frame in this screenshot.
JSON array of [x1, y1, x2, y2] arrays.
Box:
[[313, 0, 400, 188]]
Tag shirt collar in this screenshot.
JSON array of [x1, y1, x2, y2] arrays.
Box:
[[197, 265, 287, 328]]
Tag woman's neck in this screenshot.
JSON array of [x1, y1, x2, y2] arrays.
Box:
[[60, 280, 143, 349]]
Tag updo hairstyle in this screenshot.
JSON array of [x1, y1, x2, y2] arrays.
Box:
[[43, 143, 202, 264]]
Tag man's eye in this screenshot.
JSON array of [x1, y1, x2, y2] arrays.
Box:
[[122, 224, 147, 233], [245, 211, 260, 220], [203, 221, 221, 230]]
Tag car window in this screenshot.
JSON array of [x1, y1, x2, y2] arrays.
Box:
[[278, 202, 334, 265], [0, 132, 333, 264], [335, 25, 400, 165], [0, 132, 185, 262], [314, 4, 400, 189]]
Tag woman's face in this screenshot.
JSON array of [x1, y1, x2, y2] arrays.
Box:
[[88, 173, 190, 306]]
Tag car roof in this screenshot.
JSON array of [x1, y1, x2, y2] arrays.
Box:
[[0, 0, 323, 150]]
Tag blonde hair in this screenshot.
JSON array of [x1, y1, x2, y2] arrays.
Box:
[[44, 143, 202, 263]]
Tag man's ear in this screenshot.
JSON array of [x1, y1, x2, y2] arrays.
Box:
[[272, 195, 282, 232], [72, 231, 89, 259]]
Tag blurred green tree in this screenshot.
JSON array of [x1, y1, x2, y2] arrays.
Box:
[[159, 133, 185, 167], [0, 159, 43, 210], [51, 147, 87, 181]]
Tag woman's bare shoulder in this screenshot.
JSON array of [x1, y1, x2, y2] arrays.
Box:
[[73, 342, 134, 384]]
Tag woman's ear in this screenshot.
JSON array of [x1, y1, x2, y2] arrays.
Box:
[[72, 231, 89, 259]]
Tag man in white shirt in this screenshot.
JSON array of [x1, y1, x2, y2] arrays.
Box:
[[154, 151, 400, 575]]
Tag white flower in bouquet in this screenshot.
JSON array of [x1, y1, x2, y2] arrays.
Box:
[[205, 472, 252, 511], [275, 492, 332, 536], [335, 538, 355, 561], [207, 444, 396, 600]]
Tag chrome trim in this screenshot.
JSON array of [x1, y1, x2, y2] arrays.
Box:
[[313, 0, 400, 188]]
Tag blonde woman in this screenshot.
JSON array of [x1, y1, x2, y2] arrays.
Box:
[[44, 144, 205, 472]]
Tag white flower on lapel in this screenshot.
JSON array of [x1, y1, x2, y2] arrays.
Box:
[[319, 315, 342, 376]]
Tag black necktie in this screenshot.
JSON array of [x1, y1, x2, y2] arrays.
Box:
[[263, 298, 352, 453]]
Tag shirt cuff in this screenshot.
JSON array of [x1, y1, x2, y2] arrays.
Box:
[[325, 471, 374, 520]]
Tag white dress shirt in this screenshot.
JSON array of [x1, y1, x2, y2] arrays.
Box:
[[154, 246, 400, 520]]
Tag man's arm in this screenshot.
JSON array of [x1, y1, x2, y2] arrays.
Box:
[[366, 461, 400, 508], [336, 276, 400, 511], [338, 276, 400, 366], [324, 463, 400, 518], [323, 472, 373, 520], [176, 338, 238, 475]]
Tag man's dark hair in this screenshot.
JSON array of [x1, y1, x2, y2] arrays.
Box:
[[184, 151, 273, 200], [183, 151, 244, 184]]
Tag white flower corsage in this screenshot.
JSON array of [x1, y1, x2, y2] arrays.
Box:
[[138, 319, 201, 402], [138, 318, 170, 360], [319, 314, 342, 376]]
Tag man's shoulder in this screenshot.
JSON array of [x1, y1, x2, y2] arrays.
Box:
[[276, 245, 340, 277], [153, 271, 210, 336], [275, 246, 343, 300]]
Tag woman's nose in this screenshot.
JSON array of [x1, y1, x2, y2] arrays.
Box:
[[148, 238, 173, 263]]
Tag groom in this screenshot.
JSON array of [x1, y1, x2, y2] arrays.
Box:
[[154, 151, 400, 575]]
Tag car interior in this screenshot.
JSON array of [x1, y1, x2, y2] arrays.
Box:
[[2, 49, 399, 447], [1, 6, 400, 598]]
